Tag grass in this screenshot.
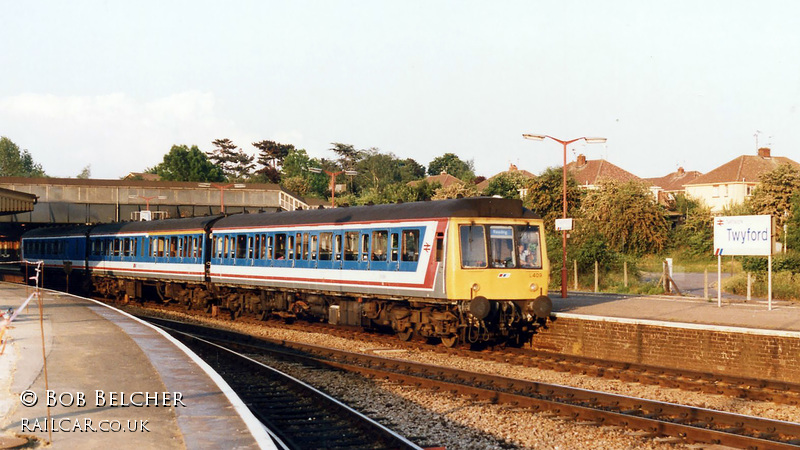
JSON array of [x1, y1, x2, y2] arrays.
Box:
[[724, 271, 800, 301]]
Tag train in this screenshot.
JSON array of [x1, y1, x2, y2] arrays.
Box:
[[20, 197, 552, 346]]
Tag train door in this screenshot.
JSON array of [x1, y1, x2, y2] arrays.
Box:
[[316, 232, 337, 270], [398, 228, 422, 272], [368, 229, 394, 272], [341, 231, 368, 271]]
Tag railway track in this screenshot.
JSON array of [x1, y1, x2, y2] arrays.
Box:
[[144, 315, 800, 449], [162, 326, 422, 450]]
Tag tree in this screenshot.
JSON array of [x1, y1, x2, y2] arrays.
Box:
[[150, 144, 224, 182], [482, 172, 528, 199], [580, 179, 669, 255], [76, 165, 91, 179], [523, 167, 582, 232], [0, 136, 46, 177], [253, 140, 294, 183], [747, 163, 800, 230], [330, 143, 363, 170], [207, 138, 245, 180], [398, 158, 426, 182], [427, 153, 475, 181], [431, 181, 479, 200], [787, 191, 800, 251]]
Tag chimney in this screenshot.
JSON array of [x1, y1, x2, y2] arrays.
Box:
[[758, 147, 771, 158], [577, 154, 587, 166], [509, 163, 517, 171], [677, 167, 685, 175]]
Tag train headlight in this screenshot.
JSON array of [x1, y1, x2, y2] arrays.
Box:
[[471, 283, 480, 293], [529, 283, 538, 292]]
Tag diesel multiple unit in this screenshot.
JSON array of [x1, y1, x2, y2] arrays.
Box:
[[21, 197, 552, 346]]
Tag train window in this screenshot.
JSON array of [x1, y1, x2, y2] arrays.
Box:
[[371, 231, 388, 261], [460, 225, 487, 268], [158, 237, 166, 257], [266, 235, 273, 259], [334, 234, 342, 261], [236, 235, 247, 259], [254, 235, 260, 259], [489, 226, 516, 268], [260, 234, 267, 259], [390, 233, 399, 262], [295, 233, 302, 260], [274, 234, 286, 259], [310, 235, 318, 260], [287, 235, 295, 259], [344, 232, 359, 261], [214, 236, 222, 258], [123, 238, 130, 257], [302, 233, 309, 260], [515, 225, 542, 269], [170, 237, 178, 257], [401, 230, 419, 262], [436, 232, 444, 262], [319, 233, 332, 260], [360, 234, 370, 262], [114, 239, 122, 257], [247, 236, 253, 259]]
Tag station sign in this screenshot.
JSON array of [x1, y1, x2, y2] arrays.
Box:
[[713, 215, 773, 256], [555, 218, 573, 231]]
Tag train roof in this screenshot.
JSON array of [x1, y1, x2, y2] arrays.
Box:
[[213, 197, 541, 230], [89, 215, 224, 235], [22, 225, 95, 239]]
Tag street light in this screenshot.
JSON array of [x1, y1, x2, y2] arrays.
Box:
[[309, 168, 358, 207], [522, 133, 607, 298], [198, 183, 246, 213]]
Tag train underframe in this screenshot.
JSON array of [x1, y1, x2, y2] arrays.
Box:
[[89, 275, 551, 347]]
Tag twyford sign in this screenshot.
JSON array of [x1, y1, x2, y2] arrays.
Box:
[[713, 215, 773, 256], [712, 214, 774, 309]]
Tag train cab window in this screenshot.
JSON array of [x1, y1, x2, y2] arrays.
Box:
[[236, 235, 247, 259], [319, 233, 332, 260], [274, 234, 286, 259], [390, 233, 399, 262], [460, 225, 487, 268], [489, 226, 516, 268], [516, 225, 542, 269], [302, 233, 309, 260], [401, 230, 420, 262], [310, 235, 318, 260], [344, 232, 359, 261], [371, 231, 388, 261]]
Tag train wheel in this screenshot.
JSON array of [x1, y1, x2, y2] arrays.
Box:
[[396, 329, 413, 341], [440, 335, 459, 348]]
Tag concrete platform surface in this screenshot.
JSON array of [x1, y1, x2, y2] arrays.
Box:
[[0, 283, 274, 449], [555, 291, 800, 333]]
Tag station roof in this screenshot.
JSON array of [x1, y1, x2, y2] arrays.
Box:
[[0, 187, 37, 215]]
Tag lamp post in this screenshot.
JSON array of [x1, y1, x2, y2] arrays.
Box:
[[522, 134, 607, 298], [198, 183, 246, 213], [309, 168, 358, 207]]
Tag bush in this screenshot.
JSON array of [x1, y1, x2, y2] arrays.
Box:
[[724, 271, 800, 301], [741, 252, 800, 274]]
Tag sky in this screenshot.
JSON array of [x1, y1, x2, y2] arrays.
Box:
[[2, 1, 800, 180]]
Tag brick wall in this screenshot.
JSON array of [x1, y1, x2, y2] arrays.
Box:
[[532, 314, 800, 384]]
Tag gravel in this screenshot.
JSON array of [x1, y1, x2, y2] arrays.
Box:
[[131, 306, 800, 449]]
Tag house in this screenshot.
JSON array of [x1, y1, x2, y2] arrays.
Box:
[[684, 148, 800, 212], [407, 172, 464, 190], [644, 167, 703, 205], [476, 163, 536, 198], [566, 154, 641, 189]]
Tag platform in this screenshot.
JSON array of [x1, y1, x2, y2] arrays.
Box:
[[537, 291, 800, 384], [553, 291, 800, 333], [0, 282, 275, 449]]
